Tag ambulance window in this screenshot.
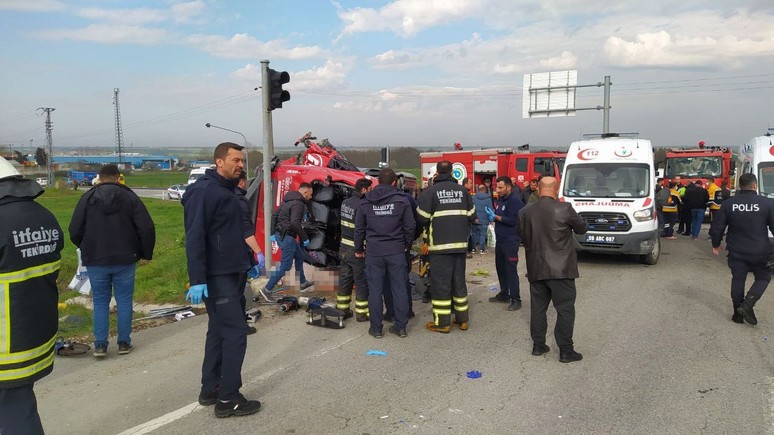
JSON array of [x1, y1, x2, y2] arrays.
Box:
[[515, 158, 527, 172]]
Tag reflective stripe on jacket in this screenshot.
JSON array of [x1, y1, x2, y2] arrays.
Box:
[[416, 175, 475, 253], [0, 188, 63, 389]]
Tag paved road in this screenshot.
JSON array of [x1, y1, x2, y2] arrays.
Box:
[[36, 227, 774, 434]]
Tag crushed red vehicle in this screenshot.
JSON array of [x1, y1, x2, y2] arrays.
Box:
[[245, 132, 415, 268]]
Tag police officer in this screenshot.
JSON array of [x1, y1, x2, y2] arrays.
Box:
[[0, 158, 63, 434], [336, 178, 372, 322], [709, 173, 774, 325], [183, 142, 261, 418], [417, 161, 476, 333], [355, 168, 415, 338], [486, 176, 525, 311]]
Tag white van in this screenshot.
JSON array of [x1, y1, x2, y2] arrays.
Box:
[[187, 167, 211, 185], [558, 134, 660, 264], [739, 130, 774, 198]]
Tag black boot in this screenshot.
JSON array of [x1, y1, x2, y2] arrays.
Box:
[[737, 299, 757, 325], [731, 304, 743, 324], [559, 347, 583, 363]]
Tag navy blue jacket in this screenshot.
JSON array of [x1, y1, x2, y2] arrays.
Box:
[[354, 185, 415, 257], [183, 169, 250, 285], [494, 190, 524, 242], [709, 190, 774, 257]]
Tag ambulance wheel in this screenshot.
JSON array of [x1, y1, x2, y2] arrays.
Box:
[[639, 237, 660, 265]]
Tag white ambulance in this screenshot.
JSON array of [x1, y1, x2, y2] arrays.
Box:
[[739, 130, 774, 199], [558, 134, 660, 264]]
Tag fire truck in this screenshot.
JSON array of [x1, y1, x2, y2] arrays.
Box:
[[662, 144, 734, 187], [419, 148, 565, 190]]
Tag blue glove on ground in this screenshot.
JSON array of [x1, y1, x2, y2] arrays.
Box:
[[186, 284, 208, 305], [255, 252, 265, 270], [270, 235, 276, 242], [302, 239, 310, 247], [484, 206, 496, 221]]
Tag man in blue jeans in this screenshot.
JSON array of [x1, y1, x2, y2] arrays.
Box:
[[69, 164, 155, 358], [259, 183, 315, 302]]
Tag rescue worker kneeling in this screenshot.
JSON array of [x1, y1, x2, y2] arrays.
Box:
[[417, 161, 476, 332], [336, 178, 372, 322]]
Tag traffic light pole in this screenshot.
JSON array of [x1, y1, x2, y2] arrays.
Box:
[[260, 60, 274, 273]]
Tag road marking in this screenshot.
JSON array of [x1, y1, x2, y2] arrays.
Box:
[[117, 333, 363, 434], [767, 376, 774, 435], [116, 403, 199, 435]]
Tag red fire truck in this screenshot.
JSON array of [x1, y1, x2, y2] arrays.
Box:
[[419, 148, 566, 191], [662, 145, 734, 187]]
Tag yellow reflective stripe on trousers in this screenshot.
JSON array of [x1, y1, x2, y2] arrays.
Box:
[[0, 260, 61, 355], [427, 242, 468, 251], [431, 299, 452, 307], [0, 351, 53, 382], [336, 295, 351, 302], [0, 336, 56, 364], [340, 220, 355, 228], [432, 308, 452, 315], [341, 238, 355, 247], [453, 304, 469, 312], [453, 296, 468, 304]]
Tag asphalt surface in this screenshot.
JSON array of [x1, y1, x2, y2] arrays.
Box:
[[36, 225, 774, 434]]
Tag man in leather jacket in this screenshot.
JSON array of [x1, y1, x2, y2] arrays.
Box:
[[518, 177, 588, 363]]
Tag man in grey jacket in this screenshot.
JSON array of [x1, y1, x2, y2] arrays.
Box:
[[518, 177, 588, 363]]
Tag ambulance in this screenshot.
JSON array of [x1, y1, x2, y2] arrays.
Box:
[[558, 134, 660, 264], [739, 130, 774, 199]]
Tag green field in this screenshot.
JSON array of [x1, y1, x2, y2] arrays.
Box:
[[38, 189, 188, 305]]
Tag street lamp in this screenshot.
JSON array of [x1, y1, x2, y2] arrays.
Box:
[[205, 123, 250, 176]]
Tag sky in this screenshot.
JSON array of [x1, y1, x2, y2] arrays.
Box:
[[1, 0, 774, 154]]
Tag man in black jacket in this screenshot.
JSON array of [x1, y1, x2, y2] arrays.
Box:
[[0, 158, 63, 435], [710, 173, 774, 325], [682, 180, 709, 239], [519, 177, 588, 363], [417, 161, 476, 333], [183, 142, 261, 417], [355, 168, 415, 338], [336, 178, 372, 321], [69, 164, 155, 358], [259, 183, 315, 302]]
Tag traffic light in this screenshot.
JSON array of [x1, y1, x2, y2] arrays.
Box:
[[267, 68, 290, 111]]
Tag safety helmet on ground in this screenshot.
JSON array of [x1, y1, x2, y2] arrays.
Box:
[[0, 158, 21, 180]]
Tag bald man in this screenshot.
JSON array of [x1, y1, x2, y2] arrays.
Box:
[[518, 177, 588, 363]]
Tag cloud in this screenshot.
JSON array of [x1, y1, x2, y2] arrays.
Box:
[[39, 24, 169, 44], [77, 7, 167, 25], [231, 60, 349, 92], [338, 0, 485, 38], [170, 1, 205, 24], [188, 33, 323, 60], [0, 0, 65, 12]]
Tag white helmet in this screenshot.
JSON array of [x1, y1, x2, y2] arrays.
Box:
[[0, 158, 21, 180]]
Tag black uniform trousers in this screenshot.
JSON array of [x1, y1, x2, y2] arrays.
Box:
[[495, 240, 520, 301], [0, 385, 44, 435], [202, 272, 248, 401], [678, 205, 690, 234], [384, 250, 415, 317], [366, 253, 409, 331], [337, 247, 369, 313], [728, 253, 771, 307], [428, 252, 469, 326], [530, 279, 577, 350]]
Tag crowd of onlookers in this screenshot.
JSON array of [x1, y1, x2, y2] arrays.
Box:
[[655, 176, 730, 239]]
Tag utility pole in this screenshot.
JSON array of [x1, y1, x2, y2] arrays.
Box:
[[37, 107, 55, 186], [261, 59, 274, 273], [113, 88, 124, 165]]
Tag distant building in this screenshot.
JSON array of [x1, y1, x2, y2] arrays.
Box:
[[52, 154, 178, 170]]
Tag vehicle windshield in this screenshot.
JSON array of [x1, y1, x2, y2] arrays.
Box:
[[556, 158, 566, 174], [759, 162, 774, 198], [665, 156, 722, 178], [563, 163, 650, 198]]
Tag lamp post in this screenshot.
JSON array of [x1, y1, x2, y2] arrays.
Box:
[[205, 123, 250, 176]]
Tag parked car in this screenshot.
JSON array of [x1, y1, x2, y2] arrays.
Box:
[[35, 177, 48, 187], [167, 184, 186, 200]]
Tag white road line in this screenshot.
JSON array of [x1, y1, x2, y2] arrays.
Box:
[[117, 333, 363, 434], [767, 376, 774, 435]]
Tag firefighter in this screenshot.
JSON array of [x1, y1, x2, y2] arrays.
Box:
[[706, 178, 723, 222], [336, 178, 372, 322], [417, 161, 476, 333], [0, 158, 63, 434]]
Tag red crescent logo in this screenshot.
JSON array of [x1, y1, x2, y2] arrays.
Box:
[[577, 148, 599, 160], [769, 145, 774, 156]]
